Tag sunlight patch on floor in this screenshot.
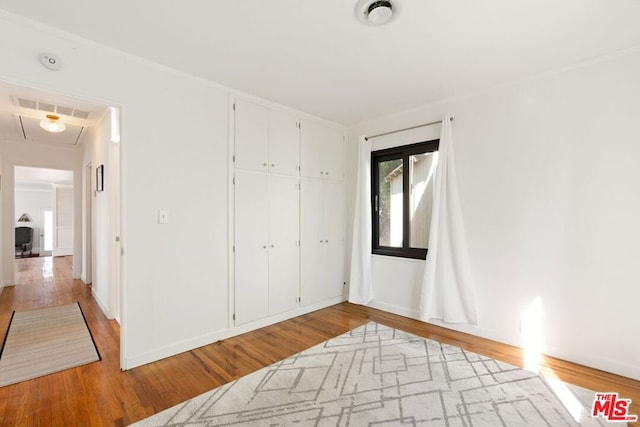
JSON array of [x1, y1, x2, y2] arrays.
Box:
[[521, 296, 585, 423], [542, 365, 586, 423], [41, 256, 53, 278]]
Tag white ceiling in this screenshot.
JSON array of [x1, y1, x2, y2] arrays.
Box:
[[1, 0, 640, 124]]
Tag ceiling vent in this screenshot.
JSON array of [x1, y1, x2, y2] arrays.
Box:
[[17, 98, 37, 109], [355, 0, 396, 26], [14, 97, 92, 120]]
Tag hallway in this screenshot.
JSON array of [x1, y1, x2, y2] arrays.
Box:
[[12, 257, 87, 305], [0, 257, 124, 424]]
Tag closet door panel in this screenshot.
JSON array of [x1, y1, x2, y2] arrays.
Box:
[[322, 181, 346, 301], [235, 172, 269, 325], [300, 179, 324, 305], [323, 181, 346, 243], [235, 99, 269, 172], [300, 118, 345, 180], [268, 176, 300, 316], [323, 240, 345, 300], [322, 126, 345, 181], [300, 119, 325, 179], [269, 110, 299, 176]]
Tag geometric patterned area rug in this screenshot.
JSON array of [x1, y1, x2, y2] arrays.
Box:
[[132, 322, 622, 426], [0, 302, 101, 387]]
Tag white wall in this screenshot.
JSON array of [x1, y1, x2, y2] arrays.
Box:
[[1, 140, 83, 282], [347, 49, 640, 380], [14, 185, 53, 254]]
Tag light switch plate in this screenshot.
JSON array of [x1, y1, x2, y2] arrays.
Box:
[[158, 210, 169, 224]]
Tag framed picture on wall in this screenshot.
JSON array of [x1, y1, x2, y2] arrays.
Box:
[[96, 165, 104, 192]]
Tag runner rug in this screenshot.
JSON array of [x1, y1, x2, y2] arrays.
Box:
[[0, 302, 101, 387], [133, 322, 620, 426]]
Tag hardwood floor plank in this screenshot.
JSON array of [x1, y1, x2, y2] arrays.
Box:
[[1, 256, 638, 426]]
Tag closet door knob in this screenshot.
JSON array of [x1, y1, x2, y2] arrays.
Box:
[[271, 163, 275, 167], [270, 244, 275, 248], [262, 162, 267, 167], [262, 245, 267, 249]]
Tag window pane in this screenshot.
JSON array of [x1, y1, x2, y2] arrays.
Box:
[[377, 158, 403, 247], [409, 152, 437, 249]]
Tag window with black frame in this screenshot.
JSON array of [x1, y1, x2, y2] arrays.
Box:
[[371, 139, 439, 259]]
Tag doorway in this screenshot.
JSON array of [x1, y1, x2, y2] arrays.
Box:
[[13, 166, 73, 262], [1, 79, 123, 367]]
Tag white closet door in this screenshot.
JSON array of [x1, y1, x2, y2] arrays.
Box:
[[322, 126, 345, 181], [300, 178, 324, 305], [235, 99, 269, 172], [268, 176, 299, 315], [323, 181, 346, 243], [269, 110, 299, 176], [322, 181, 346, 300], [300, 118, 345, 180], [235, 172, 269, 325], [300, 119, 325, 179], [323, 240, 345, 300], [52, 185, 73, 256]]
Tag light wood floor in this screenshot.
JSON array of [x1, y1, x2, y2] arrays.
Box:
[[1, 257, 638, 426]]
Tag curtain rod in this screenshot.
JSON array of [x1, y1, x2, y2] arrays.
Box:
[[365, 117, 454, 141]]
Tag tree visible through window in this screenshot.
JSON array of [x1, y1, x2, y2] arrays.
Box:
[[371, 139, 439, 259]]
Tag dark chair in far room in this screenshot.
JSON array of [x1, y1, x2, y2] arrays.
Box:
[[15, 226, 34, 258]]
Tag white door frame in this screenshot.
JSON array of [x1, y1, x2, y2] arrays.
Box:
[[39, 208, 53, 257], [0, 77, 126, 370], [52, 183, 74, 257], [83, 162, 93, 284]]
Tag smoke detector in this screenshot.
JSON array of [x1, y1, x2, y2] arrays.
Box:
[[40, 53, 62, 71], [355, 0, 395, 26]]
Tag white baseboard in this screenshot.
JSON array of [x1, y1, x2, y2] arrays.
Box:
[[91, 289, 113, 320], [542, 344, 639, 381], [367, 300, 516, 346], [368, 300, 640, 381], [368, 300, 420, 320], [123, 296, 346, 370]]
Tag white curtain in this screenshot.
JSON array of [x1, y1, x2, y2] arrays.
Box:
[[348, 135, 374, 305], [419, 117, 478, 324]]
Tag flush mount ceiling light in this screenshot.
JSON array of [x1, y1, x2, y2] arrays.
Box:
[[356, 0, 395, 26], [40, 114, 66, 133]]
